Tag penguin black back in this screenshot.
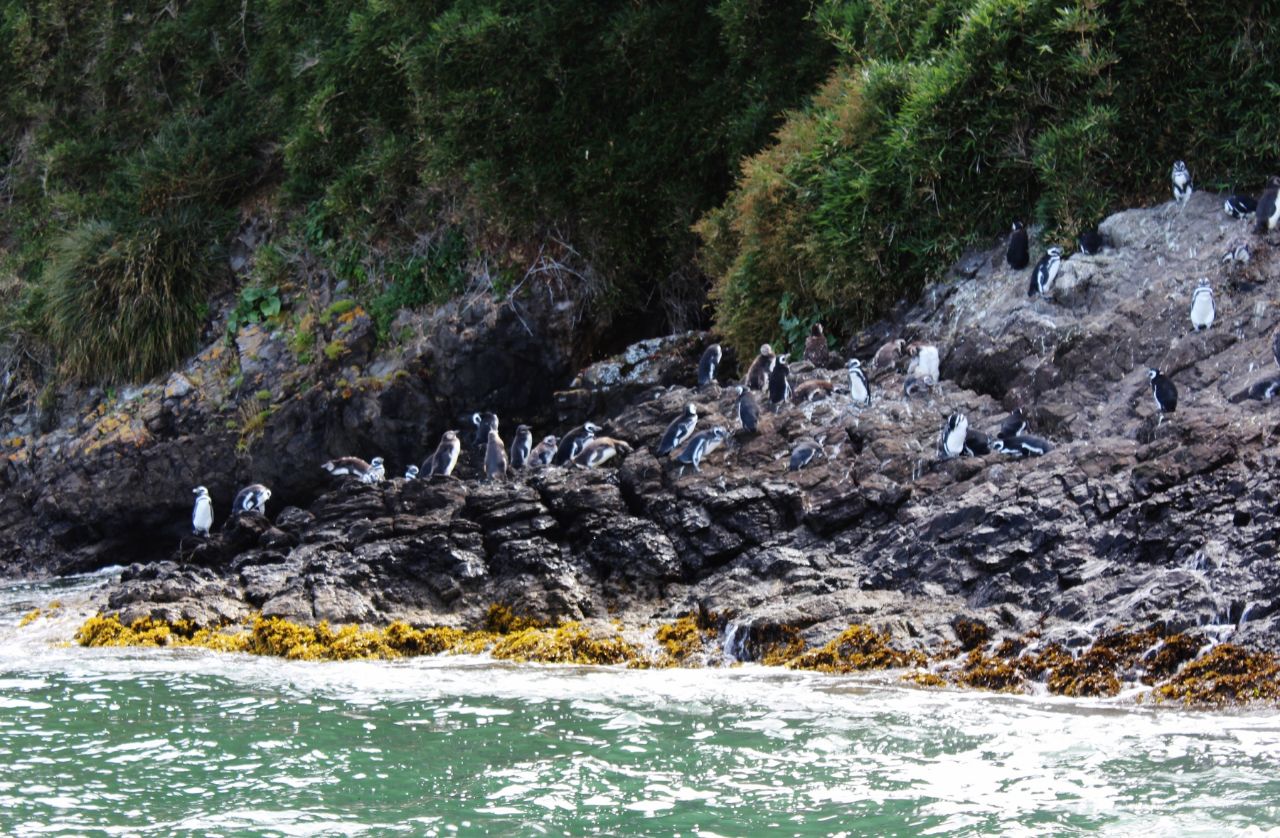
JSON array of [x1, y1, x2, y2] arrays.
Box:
[[768, 355, 791, 405], [1256, 175, 1280, 235], [1077, 228, 1103, 255], [1006, 221, 1029, 270], [1148, 368, 1178, 414], [735, 387, 760, 433], [697, 343, 722, 387]]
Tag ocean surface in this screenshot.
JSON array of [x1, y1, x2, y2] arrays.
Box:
[[2, 573, 1279, 837]]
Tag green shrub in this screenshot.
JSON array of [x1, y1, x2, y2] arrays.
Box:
[[369, 230, 470, 340], [226, 285, 283, 339], [41, 207, 228, 382]]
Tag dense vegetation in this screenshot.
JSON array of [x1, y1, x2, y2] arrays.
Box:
[[698, 0, 1280, 356], [0, 0, 831, 385]]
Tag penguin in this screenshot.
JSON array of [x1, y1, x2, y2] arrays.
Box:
[[906, 343, 941, 384], [997, 407, 1027, 440], [191, 486, 213, 536], [991, 434, 1054, 458], [322, 458, 381, 486], [964, 428, 991, 457], [735, 386, 761, 434], [1236, 376, 1280, 403], [424, 431, 461, 478], [1273, 327, 1280, 368], [787, 438, 823, 472], [1256, 175, 1280, 235], [573, 437, 633, 468], [552, 422, 600, 465], [1147, 368, 1178, 419], [1189, 278, 1215, 331], [674, 427, 728, 473], [846, 359, 871, 407], [697, 343, 722, 387], [1077, 228, 1103, 255], [903, 374, 935, 398], [471, 412, 498, 453], [483, 429, 508, 480], [509, 424, 533, 470], [232, 483, 271, 517], [404, 465, 419, 480], [871, 338, 905, 375], [1027, 247, 1062, 298], [804, 324, 832, 368], [744, 344, 775, 391], [1006, 221, 1029, 270], [768, 354, 792, 407], [792, 379, 833, 403], [528, 435, 559, 467], [1171, 160, 1192, 207], [1225, 194, 1257, 219], [939, 413, 969, 460], [1222, 240, 1251, 267], [656, 404, 698, 456]]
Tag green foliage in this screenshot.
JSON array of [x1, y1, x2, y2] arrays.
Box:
[[369, 230, 470, 340], [700, 0, 1280, 356], [227, 285, 283, 339], [41, 208, 228, 383]]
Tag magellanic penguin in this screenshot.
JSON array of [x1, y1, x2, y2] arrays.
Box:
[[1027, 247, 1063, 298], [939, 413, 969, 460], [744, 344, 775, 391], [232, 483, 271, 517], [573, 436, 633, 468], [1256, 175, 1280, 235], [1189, 278, 1215, 331], [471, 412, 498, 452], [1273, 327, 1280, 368], [509, 425, 533, 470], [1147, 368, 1178, 420], [484, 429, 508, 480], [768, 354, 792, 408], [404, 465, 419, 480], [788, 438, 823, 472], [674, 427, 728, 473], [191, 486, 213, 536], [903, 374, 935, 398], [997, 407, 1027, 440], [871, 338, 905, 376], [698, 343, 723, 387], [1171, 160, 1193, 207], [1225, 194, 1257, 219], [528, 435, 559, 467], [735, 386, 761, 434], [552, 422, 600, 465], [1007, 221, 1029, 270], [991, 434, 1054, 458], [1077, 228, 1103, 256], [804, 323, 832, 368], [906, 343, 941, 384], [1222, 240, 1251, 268], [424, 431, 461, 478], [964, 428, 991, 456], [846, 359, 871, 407], [792, 379, 834, 403], [323, 456, 383, 483], [656, 404, 698, 456], [1235, 376, 1280, 403]]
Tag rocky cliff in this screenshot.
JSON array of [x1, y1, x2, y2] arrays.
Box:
[[5, 191, 1280, 667]]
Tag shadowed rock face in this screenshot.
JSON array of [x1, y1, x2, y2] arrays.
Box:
[[6, 191, 1280, 655]]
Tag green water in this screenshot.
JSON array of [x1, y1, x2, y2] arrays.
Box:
[[2, 575, 1279, 836]]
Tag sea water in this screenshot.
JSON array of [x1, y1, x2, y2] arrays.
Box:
[[2, 573, 1279, 837]]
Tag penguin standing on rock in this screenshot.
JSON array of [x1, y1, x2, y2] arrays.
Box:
[[471, 412, 498, 453], [735, 386, 760, 434], [906, 343, 941, 384], [788, 438, 823, 472], [939, 413, 968, 460], [656, 404, 698, 456], [804, 324, 832, 368], [1189, 278, 1215, 331], [191, 486, 213, 536], [745, 344, 775, 391], [768, 354, 792, 408], [674, 427, 728, 473], [404, 465, 419, 480], [871, 339, 905, 375], [792, 379, 834, 403], [573, 437, 633, 468], [1171, 160, 1193, 207], [553, 422, 600, 465], [424, 431, 461, 478], [528, 435, 559, 467], [232, 483, 272, 517], [484, 429, 508, 480], [1256, 176, 1280, 235], [1147, 368, 1178, 422], [1007, 221, 1029, 270], [697, 344, 722, 387], [509, 425, 533, 470], [846, 359, 871, 407], [1028, 247, 1062, 298]]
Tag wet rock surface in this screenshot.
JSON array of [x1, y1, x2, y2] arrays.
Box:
[[6, 193, 1280, 659]]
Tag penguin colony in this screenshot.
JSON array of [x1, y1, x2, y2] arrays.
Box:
[[192, 161, 1280, 537]]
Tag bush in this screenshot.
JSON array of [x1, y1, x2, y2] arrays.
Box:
[[41, 207, 228, 382]]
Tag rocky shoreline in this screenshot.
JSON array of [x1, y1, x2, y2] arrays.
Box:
[[6, 191, 1280, 703]]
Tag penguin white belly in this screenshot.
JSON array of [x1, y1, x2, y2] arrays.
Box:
[[1190, 292, 1215, 329], [193, 499, 213, 534], [849, 374, 869, 405]]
